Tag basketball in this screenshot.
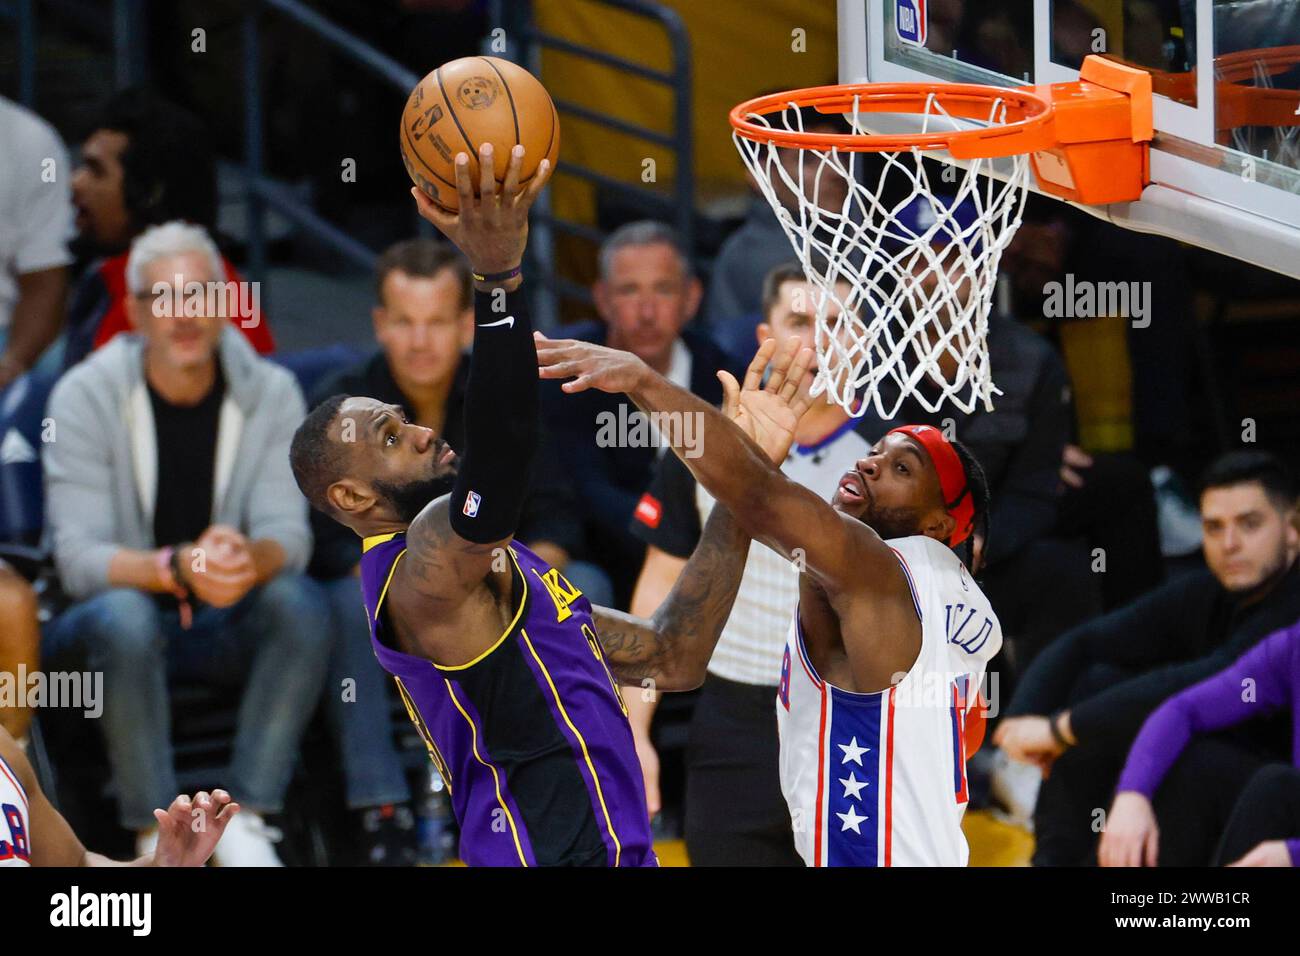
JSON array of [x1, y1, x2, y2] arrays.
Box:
[[400, 55, 560, 212]]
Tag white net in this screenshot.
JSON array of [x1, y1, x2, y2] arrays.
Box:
[[733, 92, 1033, 417]]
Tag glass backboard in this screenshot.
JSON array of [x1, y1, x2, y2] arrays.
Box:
[[840, 0, 1300, 278]]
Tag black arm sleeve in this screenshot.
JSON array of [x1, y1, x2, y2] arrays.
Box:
[[1070, 576, 1300, 747], [449, 286, 539, 543], [1005, 570, 1211, 717], [1068, 651, 1248, 751]]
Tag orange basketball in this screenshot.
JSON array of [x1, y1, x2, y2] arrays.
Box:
[[400, 56, 560, 212]]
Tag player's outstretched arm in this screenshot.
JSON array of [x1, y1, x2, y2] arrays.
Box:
[[0, 725, 236, 866], [399, 145, 553, 605], [538, 335, 896, 595], [592, 503, 750, 691]]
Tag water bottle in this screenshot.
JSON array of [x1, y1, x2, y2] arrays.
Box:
[[416, 765, 456, 865]]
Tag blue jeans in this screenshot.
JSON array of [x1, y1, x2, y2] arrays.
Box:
[[563, 560, 615, 609], [321, 574, 410, 809], [41, 575, 332, 829]]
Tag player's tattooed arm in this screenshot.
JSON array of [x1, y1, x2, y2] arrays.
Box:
[[399, 496, 507, 605], [593, 505, 750, 691], [538, 335, 899, 596]]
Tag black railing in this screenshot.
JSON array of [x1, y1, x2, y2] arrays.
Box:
[[7, 0, 696, 329], [502, 0, 694, 322], [241, 0, 428, 287]]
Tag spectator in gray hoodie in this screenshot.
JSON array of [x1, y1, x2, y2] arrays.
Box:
[[41, 221, 330, 867]]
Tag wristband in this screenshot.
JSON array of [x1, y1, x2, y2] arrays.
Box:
[[1048, 710, 1072, 749], [156, 546, 179, 592], [471, 265, 522, 283], [162, 544, 195, 630]]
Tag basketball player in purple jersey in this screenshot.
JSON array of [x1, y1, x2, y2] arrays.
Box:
[[290, 145, 798, 866]]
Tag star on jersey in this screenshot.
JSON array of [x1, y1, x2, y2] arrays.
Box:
[[836, 805, 868, 834], [839, 771, 868, 800], [838, 737, 870, 766]]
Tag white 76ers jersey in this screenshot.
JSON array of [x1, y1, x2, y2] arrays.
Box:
[[0, 753, 31, 866], [775, 535, 1002, 867]]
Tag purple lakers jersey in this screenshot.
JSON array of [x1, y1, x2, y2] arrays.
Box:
[[359, 532, 657, 867]]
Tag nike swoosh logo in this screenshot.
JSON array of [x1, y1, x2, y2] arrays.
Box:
[[477, 316, 515, 329]]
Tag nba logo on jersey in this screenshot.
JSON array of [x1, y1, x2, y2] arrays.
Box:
[[895, 0, 927, 46], [462, 491, 481, 517]]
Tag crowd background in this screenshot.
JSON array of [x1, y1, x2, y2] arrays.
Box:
[[2, 0, 1299, 867]]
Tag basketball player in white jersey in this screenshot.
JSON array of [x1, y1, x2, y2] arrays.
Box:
[[0, 725, 236, 866], [627, 265, 876, 865], [538, 336, 1001, 867]]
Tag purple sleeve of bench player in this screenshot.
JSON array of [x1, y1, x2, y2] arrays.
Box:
[[1117, 624, 1299, 800]]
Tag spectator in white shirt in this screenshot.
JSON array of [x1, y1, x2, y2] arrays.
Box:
[[0, 94, 73, 386]]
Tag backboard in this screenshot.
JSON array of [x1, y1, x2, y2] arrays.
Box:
[[841, 0, 1300, 278]]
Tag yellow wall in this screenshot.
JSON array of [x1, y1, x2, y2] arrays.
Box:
[[535, 0, 837, 286]]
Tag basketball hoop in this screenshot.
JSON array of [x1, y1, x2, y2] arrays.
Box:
[[730, 55, 1153, 417]]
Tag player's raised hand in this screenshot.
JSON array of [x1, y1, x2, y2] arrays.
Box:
[[411, 142, 553, 278], [150, 789, 240, 867], [535, 332, 652, 395], [719, 336, 815, 464]]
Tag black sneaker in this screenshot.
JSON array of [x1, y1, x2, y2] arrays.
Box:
[[357, 804, 418, 866]]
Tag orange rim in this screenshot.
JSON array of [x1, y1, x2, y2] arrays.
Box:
[[730, 82, 1057, 159]]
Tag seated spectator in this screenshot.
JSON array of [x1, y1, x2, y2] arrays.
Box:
[[1101, 617, 1300, 867], [307, 237, 596, 863], [625, 262, 861, 864], [996, 450, 1300, 865], [63, 87, 273, 370], [541, 220, 741, 607], [0, 93, 73, 385], [0, 95, 73, 741], [704, 103, 850, 362], [41, 221, 329, 866]]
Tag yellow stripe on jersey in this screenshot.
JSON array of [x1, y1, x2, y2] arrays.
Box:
[[519, 627, 623, 867], [372, 549, 407, 623], [361, 531, 402, 553], [445, 680, 528, 865], [393, 676, 453, 794]]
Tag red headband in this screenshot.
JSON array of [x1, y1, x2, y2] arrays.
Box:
[[887, 425, 975, 548]]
